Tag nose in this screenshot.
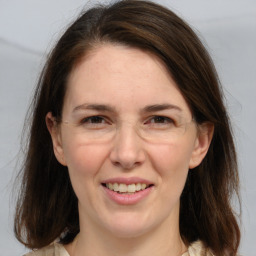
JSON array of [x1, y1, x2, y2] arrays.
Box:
[[109, 124, 146, 170]]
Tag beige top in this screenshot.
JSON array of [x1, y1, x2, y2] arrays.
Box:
[[24, 240, 214, 256]]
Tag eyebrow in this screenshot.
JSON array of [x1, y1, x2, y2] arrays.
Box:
[[141, 104, 182, 113], [72, 103, 182, 114], [72, 103, 116, 113]]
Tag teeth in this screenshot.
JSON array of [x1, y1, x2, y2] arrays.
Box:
[[113, 183, 119, 192], [106, 183, 149, 193], [136, 183, 141, 191], [141, 183, 147, 190], [128, 184, 136, 193], [119, 184, 127, 193]]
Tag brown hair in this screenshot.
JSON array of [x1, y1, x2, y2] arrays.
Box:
[[14, 0, 240, 255]]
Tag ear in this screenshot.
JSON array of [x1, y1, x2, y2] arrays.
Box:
[[189, 122, 214, 169], [45, 112, 67, 166]]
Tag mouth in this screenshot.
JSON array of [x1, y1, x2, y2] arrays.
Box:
[[102, 183, 153, 194], [101, 179, 154, 205]]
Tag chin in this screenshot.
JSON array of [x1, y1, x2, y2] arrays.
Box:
[[102, 212, 157, 238], [108, 224, 150, 239]]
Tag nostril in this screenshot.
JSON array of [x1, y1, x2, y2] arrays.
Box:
[[109, 135, 146, 170], [112, 161, 120, 167], [111, 159, 139, 170]]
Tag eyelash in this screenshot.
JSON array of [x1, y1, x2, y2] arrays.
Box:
[[79, 115, 174, 127], [81, 116, 106, 123], [144, 116, 174, 125], [80, 116, 110, 126]]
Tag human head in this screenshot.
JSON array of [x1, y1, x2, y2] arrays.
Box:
[[15, 0, 240, 255]]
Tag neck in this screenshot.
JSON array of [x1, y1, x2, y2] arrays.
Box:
[[66, 214, 187, 256]]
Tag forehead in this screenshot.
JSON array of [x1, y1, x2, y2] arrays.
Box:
[[64, 44, 190, 115]]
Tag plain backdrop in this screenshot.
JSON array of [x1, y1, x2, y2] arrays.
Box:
[[0, 0, 255, 255]]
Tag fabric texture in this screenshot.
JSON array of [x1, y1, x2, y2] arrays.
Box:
[[24, 240, 214, 256], [23, 243, 69, 256]]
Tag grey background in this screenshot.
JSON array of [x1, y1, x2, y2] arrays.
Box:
[[0, 0, 255, 255]]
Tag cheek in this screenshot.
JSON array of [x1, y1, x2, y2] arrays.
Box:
[[62, 139, 110, 178], [62, 141, 111, 204], [149, 142, 194, 172], [148, 142, 194, 193]]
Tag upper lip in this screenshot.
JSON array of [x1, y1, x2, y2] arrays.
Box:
[[101, 177, 153, 185]]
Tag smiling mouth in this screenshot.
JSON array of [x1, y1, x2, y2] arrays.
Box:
[[102, 183, 153, 194]]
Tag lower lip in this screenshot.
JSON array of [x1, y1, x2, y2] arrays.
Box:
[[102, 185, 153, 205]]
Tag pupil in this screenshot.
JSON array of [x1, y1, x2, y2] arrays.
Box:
[[91, 116, 102, 123], [154, 116, 165, 123]]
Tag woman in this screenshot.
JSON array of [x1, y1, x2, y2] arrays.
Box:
[[14, 0, 240, 255]]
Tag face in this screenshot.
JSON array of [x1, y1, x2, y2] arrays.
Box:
[[47, 44, 212, 239]]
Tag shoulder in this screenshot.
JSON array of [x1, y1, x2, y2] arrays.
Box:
[[187, 240, 214, 256], [23, 243, 69, 256]]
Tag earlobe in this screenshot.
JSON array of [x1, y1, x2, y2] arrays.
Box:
[[45, 112, 67, 166], [189, 122, 214, 169]]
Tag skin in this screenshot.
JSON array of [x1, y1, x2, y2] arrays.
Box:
[[46, 44, 213, 256]]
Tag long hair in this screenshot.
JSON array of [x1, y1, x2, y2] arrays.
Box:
[[14, 1, 240, 255]]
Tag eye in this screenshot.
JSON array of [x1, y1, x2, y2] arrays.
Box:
[[81, 116, 106, 124], [144, 116, 175, 126], [79, 116, 112, 129]]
